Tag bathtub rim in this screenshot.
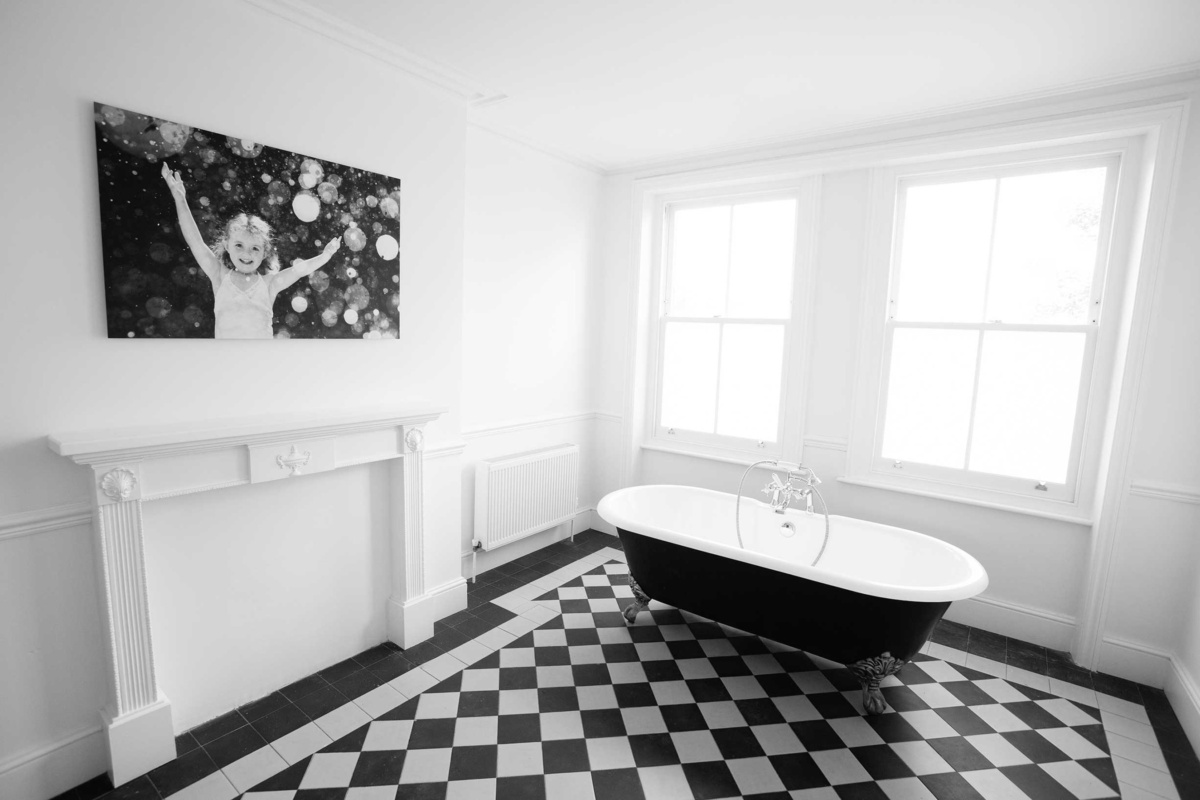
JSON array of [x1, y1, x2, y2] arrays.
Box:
[[598, 483, 988, 603]]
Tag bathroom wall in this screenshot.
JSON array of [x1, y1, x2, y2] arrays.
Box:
[[597, 77, 1200, 709], [0, 1, 470, 796], [459, 126, 615, 574]]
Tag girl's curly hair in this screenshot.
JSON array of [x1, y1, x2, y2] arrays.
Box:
[[212, 213, 280, 275]]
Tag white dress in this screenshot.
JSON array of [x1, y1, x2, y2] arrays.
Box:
[[214, 271, 273, 339]]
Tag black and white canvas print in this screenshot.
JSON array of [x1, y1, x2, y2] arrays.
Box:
[[93, 102, 401, 339]]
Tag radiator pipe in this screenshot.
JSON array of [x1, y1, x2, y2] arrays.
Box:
[[471, 539, 482, 584]]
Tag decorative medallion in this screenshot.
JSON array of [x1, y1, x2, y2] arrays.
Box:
[[405, 427, 425, 453], [99, 468, 138, 501], [276, 445, 312, 476]]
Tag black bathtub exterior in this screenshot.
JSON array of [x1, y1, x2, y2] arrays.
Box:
[[618, 528, 951, 666]]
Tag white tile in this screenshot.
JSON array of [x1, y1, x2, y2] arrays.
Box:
[[353, 682, 403, 719], [1118, 781, 1178, 800], [751, 723, 806, 755], [1042, 760, 1129, 800], [792, 671, 838, 694], [576, 684, 619, 710], [1108, 731, 1170, 771], [222, 745, 288, 793], [636, 765, 693, 800], [1097, 692, 1152, 724], [960, 768, 1032, 800], [608, 662, 648, 684], [445, 778, 496, 800], [829, 717, 885, 748], [915, 659, 966, 683], [598, 626, 633, 644], [522, 604, 558, 625], [728, 756, 786, 794], [962, 734, 1032, 768], [499, 615, 539, 637], [698, 701, 746, 729], [587, 736, 636, 769], [1005, 665, 1051, 692], [422, 652, 468, 681], [888, 741, 955, 775], [965, 654, 1008, 678], [449, 639, 492, 666], [536, 665, 575, 687], [926, 643, 967, 666], [167, 770, 238, 800], [772, 694, 822, 722], [497, 741, 544, 776], [908, 683, 964, 709], [545, 771, 597, 800], [670, 730, 723, 763], [345, 788, 402, 800], [491, 593, 533, 613], [531, 628, 566, 647], [651, 680, 694, 705], [453, 715, 498, 746], [461, 668, 500, 691], [272, 722, 332, 765], [1102, 709, 1159, 745], [362, 720, 412, 751], [621, 706, 667, 734], [811, 749, 873, 785], [569, 645, 606, 665], [698, 638, 737, 657], [634, 642, 673, 661], [562, 613, 597, 629], [389, 666, 439, 698], [975, 678, 1029, 705], [1037, 726, 1109, 760], [314, 701, 371, 741], [540, 710, 584, 740], [475, 626, 518, 651], [790, 790, 841, 800], [500, 646, 536, 667], [898, 710, 958, 740], [971, 704, 1029, 733], [415, 691, 460, 719], [399, 748, 453, 784], [808, 654, 843, 671], [498, 688, 540, 715], [1037, 697, 1101, 727], [299, 752, 359, 789], [722, 675, 768, 700], [676, 658, 717, 680], [1048, 677, 1098, 707], [240, 793, 296, 800], [877, 777, 939, 800]]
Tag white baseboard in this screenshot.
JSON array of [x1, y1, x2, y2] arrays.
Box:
[[1165, 656, 1200, 760], [942, 594, 1076, 651], [1093, 636, 1173, 688], [460, 509, 612, 578], [0, 725, 107, 800], [388, 577, 468, 648]]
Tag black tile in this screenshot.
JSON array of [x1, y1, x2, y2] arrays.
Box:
[[757, 673, 803, 697], [408, 718, 456, 749], [100, 775, 160, 800], [927, 736, 994, 772], [736, 697, 786, 725], [542, 738, 590, 773], [459, 690, 501, 717], [453, 614, 500, 639], [202, 723, 267, 768], [877, 685, 930, 713], [497, 775, 546, 800], [173, 731, 200, 756], [708, 655, 752, 677], [849, 744, 915, 780], [919, 772, 987, 800], [250, 702, 310, 741], [447, 744, 497, 780], [686, 678, 732, 703], [628, 732, 681, 767], [1077, 757, 1121, 794], [238, 691, 291, 722], [1005, 701, 1064, 729], [833, 782, 892, 800], [378, 696, 419, 721], [1001, 730, 1069, 763], [537, 686, 579, 712], [581, 708, 627, 738], [319, 657, 364, 683], [807, 692, 861, 719], [1046, 659, 1094, 688], [864, 712, 924, 743], [534, 645, 571, 666], [292, 789, 346, 800], [189, 709, 247, 745], [146, 746, 217, 796], [768, 752, 831, 791], [565, 627, 601, 646], [280, 674, 328, 702], [681, 761, 739, 800], [331, 667, 383, 700], [999, 764, 1076, 800], [392, 783, 447, 800], [1006, 639, 1048, 673], [935, 706, 994, 736], [294, 683, 351, 720], [593, 767, 646, 800], [365, 652, 414, 683], [472, 604, 517, 626], [500, 666, 539, 690], [439, 607, 478, 629], [430, 625, 471, 652], [325, 723, 370, 752], [1162, 746, 1200, 800], [711, 726, 765, 759], [791, 720, 845, 751], [572, 663, 612, 686], [349, 750, 405, 786], [72, 774, 113, 800], [1091, 670, 1144, 703], [603, 643, 642, 664], [399, 640, 445, 667], [614, 682, 656, 707], [966, 628, 1007, 661], [1075, 724, 1111, 755], [250, 756, 311, 791], [930, 619, 970, 649]]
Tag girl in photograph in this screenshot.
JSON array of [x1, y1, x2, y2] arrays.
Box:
[[161, 163, 341, 339]]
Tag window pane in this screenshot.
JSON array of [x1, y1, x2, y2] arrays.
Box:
[[986, 168, 1107, 324], [969, 331, 1085, 483], [716, 324, 785, 441], [894, 179, 995, 322], [669, 205, 730, 317], [727, 199, 796, 319], [881, 328, 979, 468], [660, 322, 719, 433]]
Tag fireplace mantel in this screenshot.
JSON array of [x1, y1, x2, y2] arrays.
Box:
[[48, 403, 454, 785]]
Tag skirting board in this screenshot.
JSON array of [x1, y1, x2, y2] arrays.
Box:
[[1165, 656, 1200, 760], [1095, 636, 1173, 688], [941, 594, 1076, 651], [388, 577, 468, 649], [0, 725, 106, 800], [461, 509, 616, 577]]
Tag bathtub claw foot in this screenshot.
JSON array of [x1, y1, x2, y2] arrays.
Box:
[[847, 651, 906, 715], [624, 576, 651, 623]]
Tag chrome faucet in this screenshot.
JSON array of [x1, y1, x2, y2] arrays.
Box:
[[762, 465, 821, 514]]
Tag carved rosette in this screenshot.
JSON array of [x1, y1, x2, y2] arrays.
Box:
[[404, 427, 425, 453], [623, 576, 652, 624], [846, 651, 907, 715], [99, 467, 139, 502]]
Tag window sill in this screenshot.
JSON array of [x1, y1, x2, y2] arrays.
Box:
[[640, 441, 787, 469], [836, 476, 1094, 526]]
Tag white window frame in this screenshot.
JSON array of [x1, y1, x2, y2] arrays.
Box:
[[645, 179, 819, 461], [846, 138, 1142, 520]]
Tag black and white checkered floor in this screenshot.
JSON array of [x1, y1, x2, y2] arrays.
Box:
[[64, 535, 1195, 800]]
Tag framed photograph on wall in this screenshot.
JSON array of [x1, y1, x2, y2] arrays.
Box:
[[93, 102, 401, 339]]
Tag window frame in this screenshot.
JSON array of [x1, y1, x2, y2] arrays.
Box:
[[846, 139, 1141, 519], [646, 180, 818, 460]]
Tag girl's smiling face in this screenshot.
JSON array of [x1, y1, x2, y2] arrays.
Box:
[[228, 230, 266, 273]]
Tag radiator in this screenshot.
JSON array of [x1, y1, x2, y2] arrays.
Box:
[[474, 444, 580, 551]]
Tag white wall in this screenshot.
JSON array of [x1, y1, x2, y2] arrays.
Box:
[[0, 1, 468, 796], [459, 127, 611, 572]]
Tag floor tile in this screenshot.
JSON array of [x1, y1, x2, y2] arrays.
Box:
[[222, 745, 288, 793]]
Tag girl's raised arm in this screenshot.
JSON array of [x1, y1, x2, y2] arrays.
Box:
[[161, 163, 221, 281], [269, 236, 341, 298]]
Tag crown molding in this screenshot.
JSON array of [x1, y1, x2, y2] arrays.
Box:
[[468, 120, 608, 176], [243, 0, 506, 106]]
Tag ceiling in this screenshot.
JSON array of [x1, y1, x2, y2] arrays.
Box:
[[300, 0, 1200, 172]]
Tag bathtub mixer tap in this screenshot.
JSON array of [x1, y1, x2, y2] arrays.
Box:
[[736, 460, 830, 567]]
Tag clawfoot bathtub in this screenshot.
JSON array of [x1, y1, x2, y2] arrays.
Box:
[[597, 484, 988, 714]]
